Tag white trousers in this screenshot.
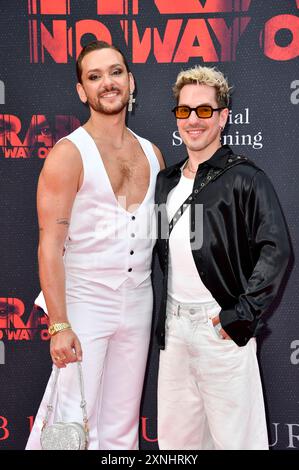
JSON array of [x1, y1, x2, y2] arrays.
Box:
[[26, 277, 153, 450], [158, 296, 269, 450]]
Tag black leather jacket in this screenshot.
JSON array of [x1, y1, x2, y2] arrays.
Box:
[[155, 146, 292, 348]]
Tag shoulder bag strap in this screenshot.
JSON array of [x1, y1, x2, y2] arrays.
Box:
[[168, 155, 247, 237], [42, 362, 89, 434]]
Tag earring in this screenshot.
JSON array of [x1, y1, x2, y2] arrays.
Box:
[[128, 92, 136, 112]]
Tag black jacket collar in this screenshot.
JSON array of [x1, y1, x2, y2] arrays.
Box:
[[165, 145, 233, 177]]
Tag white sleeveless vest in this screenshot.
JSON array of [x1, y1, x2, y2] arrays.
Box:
[[60, 126, 159, 290]]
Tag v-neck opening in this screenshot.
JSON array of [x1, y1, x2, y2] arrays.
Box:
[[80, 126, 152, 216]]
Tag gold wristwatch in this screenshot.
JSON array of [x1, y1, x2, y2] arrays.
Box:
[[48, 322, 71, 336]]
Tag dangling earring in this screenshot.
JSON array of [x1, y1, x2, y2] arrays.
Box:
[[128, 92, 135, 112]]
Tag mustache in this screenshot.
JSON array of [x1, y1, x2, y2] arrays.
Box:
[[99, 85, 120, 94]]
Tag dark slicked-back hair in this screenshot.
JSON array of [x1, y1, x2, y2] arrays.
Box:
[[76, 40, 130, 83]]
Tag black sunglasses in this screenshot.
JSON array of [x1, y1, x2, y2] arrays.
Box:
[[172, 105, 225, 119]]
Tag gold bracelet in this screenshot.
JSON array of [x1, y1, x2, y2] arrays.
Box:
[[48, 322, 71, 336]]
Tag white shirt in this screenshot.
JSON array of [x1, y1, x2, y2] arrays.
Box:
[[167, 172, 217, 303]]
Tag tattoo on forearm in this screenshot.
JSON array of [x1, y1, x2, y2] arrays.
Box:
[[56, 218, 70, 226]]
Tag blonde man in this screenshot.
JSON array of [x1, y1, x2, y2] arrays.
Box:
[[155, 66, 291, 449]]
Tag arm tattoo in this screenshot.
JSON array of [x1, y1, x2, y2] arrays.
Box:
[[56, 218, 70, 226]]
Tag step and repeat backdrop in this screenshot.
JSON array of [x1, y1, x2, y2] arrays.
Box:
[[0, 0, 299, 450]]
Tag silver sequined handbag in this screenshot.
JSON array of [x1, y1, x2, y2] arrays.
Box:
[[40, 362, 89, 450]]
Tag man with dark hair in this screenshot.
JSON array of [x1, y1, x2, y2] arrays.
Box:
[[26, 41, 164, 450], [155, 65, 291, 450], [76, 40, 131, 82]]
